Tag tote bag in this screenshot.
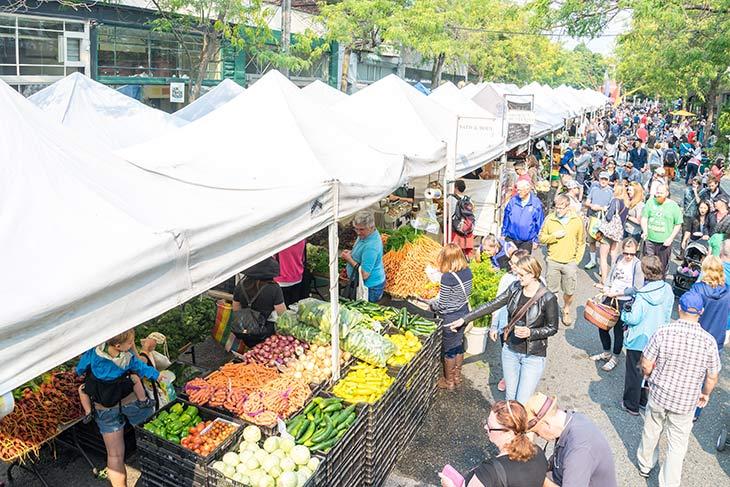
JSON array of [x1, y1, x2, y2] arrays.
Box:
[[211, 301, 247, 354]]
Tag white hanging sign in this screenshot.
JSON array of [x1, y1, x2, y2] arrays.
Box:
[[170, 82, 185, 103]]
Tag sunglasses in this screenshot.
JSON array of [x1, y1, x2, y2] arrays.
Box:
[[623, 252, 636, 257], [485, 423, 509, 434]]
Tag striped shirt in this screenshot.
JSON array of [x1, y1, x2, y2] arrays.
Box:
[[643, 320, 721, 414], [432, 268, 473, 317]]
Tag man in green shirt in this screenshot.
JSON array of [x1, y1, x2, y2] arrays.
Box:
[[641, 185, 682, 277]]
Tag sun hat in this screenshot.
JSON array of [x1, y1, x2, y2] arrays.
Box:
[[599, 171, 610, 179]]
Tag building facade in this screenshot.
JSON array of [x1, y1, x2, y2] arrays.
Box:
[[0, 1, 337, 110]]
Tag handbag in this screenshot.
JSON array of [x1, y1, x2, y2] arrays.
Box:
[[502, 287, 547, 342], [598, 201, 625, 242], [342, 264, 368, 300], [587, 210, 604, 241], [211, 300, 247, 354], [584, 293, 620, 330]]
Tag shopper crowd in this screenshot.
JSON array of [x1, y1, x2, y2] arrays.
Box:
[[441, 103, 726, 487]]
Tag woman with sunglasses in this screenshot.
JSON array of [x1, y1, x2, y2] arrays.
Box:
[[439, 401, 547, 487], [591, 238, 644, 372]]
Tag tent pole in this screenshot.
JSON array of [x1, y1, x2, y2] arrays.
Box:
[[328, 181, 341, 381], [550, 132, 555, 179], [444, 116, 460, 245]]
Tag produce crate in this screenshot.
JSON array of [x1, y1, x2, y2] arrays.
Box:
[[320, 402, 368, 487], [134, 399, 242, 487], [206, 430, 328, 487], [364, 328, 441, 486], [65, 420, 136, 458]]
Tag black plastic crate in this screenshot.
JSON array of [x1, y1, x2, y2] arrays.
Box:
[[135, 399, 242, 484], [65, 420, 136, 458], [323, 401, 367, 487], [139, 455, 207, 487]]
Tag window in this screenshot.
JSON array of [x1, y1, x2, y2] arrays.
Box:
[[97, 25, 220, 80], [0, 13, 88, 81]]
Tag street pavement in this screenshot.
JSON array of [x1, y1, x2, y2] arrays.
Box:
[[385, 179, 730, 486], [1, 180, 728, 487]]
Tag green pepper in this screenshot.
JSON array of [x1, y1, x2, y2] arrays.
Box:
[[311, 436, 338, 452], [179, 414, 192, 425], [157, 411, 169, 420], [185, 405, 198, 417], [170, 403, 184, 415], [322, 402, 343, 414], [299, 421, 317, 443], [295, 419, 310, 441], [302, 402, 317, 415], [143, 423, 155, 432], [337, 412, 356, 431], [169, 435, 181, 444]]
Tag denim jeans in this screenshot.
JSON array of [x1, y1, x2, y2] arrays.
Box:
[[501, 344, 546, 404], [367, 282, 385, 302]]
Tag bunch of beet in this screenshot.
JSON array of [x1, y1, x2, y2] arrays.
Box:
[[240, 334, 308, 367]]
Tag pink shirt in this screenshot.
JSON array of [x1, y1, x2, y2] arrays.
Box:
[[275, 240, 306, 285]]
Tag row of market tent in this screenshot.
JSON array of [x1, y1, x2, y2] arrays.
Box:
[[0, 71, 609, 397]]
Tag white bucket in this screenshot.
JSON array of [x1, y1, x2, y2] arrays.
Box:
[[465, 326, 489, 355]]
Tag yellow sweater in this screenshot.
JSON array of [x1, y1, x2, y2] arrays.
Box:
[[538, 212, 586, 264]]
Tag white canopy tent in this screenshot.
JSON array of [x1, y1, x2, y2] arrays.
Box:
[[517, 84, 566, 137], [173, 78, 245, 122], [429, 81, 504, 177], [29, 72, 187, 150], [301, 80, 348, 107], [332, 74, 448, 180], [121, 70, 406, 218], [0, 79, 338, 396]]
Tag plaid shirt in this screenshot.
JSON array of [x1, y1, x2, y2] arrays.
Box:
[[643, 320, 721, 414]]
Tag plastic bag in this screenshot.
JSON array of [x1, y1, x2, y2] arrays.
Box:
[[276, 311, 329, 344], [343, 329, 397, 367], [296, 298, 365, 337]]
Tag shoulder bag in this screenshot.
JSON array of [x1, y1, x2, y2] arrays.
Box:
[[598, 200, 625, 242], [502, 287, 547, 342]]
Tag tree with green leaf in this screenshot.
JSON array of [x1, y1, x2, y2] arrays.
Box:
[[318, 0, 407, 91], [149, 0, 326, 100], [532, 0, 730, 124]]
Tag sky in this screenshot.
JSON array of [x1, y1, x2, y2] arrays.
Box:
[[561, 10, 632, 55]]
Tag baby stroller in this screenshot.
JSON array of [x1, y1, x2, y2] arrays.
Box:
[[672, 241, 707, 296]]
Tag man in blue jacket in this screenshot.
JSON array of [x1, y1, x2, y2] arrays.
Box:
[[559, 139, 577, 176], [501, 180, 545, 251], [629, 140, 648, 171]]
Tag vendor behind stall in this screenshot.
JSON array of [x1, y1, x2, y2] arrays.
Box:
[[275, 239, 307, 306], [341, 210, 386, 302], [389, 184, 415, 203], [232, 257, 286, 347]]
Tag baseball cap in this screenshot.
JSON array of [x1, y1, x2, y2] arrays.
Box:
[[566, 180, 581, 189], [524, 392, 558, 431], [599, 171, 610, 179], [626, 161, 634, 167], [717, 194, 729, 206], [679, 292, 704, 315]]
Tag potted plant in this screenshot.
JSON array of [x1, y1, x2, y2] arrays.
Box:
[[465, 259, 504, 354]]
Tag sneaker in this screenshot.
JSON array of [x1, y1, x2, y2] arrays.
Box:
[[620, 401, 640, 417], [585, 261, 597, 270], [590, 351, 611, 361], [497, 378, 506, 392], [602, 356, 619, 371], [638, 466, 651, 478]]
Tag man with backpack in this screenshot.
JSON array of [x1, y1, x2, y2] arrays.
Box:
[[663, 144, 678, 181], [449, 180, 476, 259]]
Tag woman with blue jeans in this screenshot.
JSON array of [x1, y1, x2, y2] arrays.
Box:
[[341, 210, 386, 302], [449, 255, 559, 404], [430, 244, 473, 390]]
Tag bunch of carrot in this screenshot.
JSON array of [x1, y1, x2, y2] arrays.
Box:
[[0, 371, 83, 462], [184, 363, 280, 416], [384, 236, 442, 299], [239, 376, 311, 427]]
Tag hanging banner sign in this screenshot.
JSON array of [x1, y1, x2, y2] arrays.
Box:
[[170, 82, 185, 103], [505, 95, 534, 145], [456, 117, 502, 155]]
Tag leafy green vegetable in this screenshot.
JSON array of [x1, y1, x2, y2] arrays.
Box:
[[307, 243, 345, 275], [383, 226, 420, 253], [136, 295, 216, 360], [468, 260, 505, 328]]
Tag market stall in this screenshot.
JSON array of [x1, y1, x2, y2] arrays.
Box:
[[301, 80, 348, 107]]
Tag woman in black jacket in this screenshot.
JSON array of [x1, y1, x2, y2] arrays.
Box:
[[448, 255, 559, 404]]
